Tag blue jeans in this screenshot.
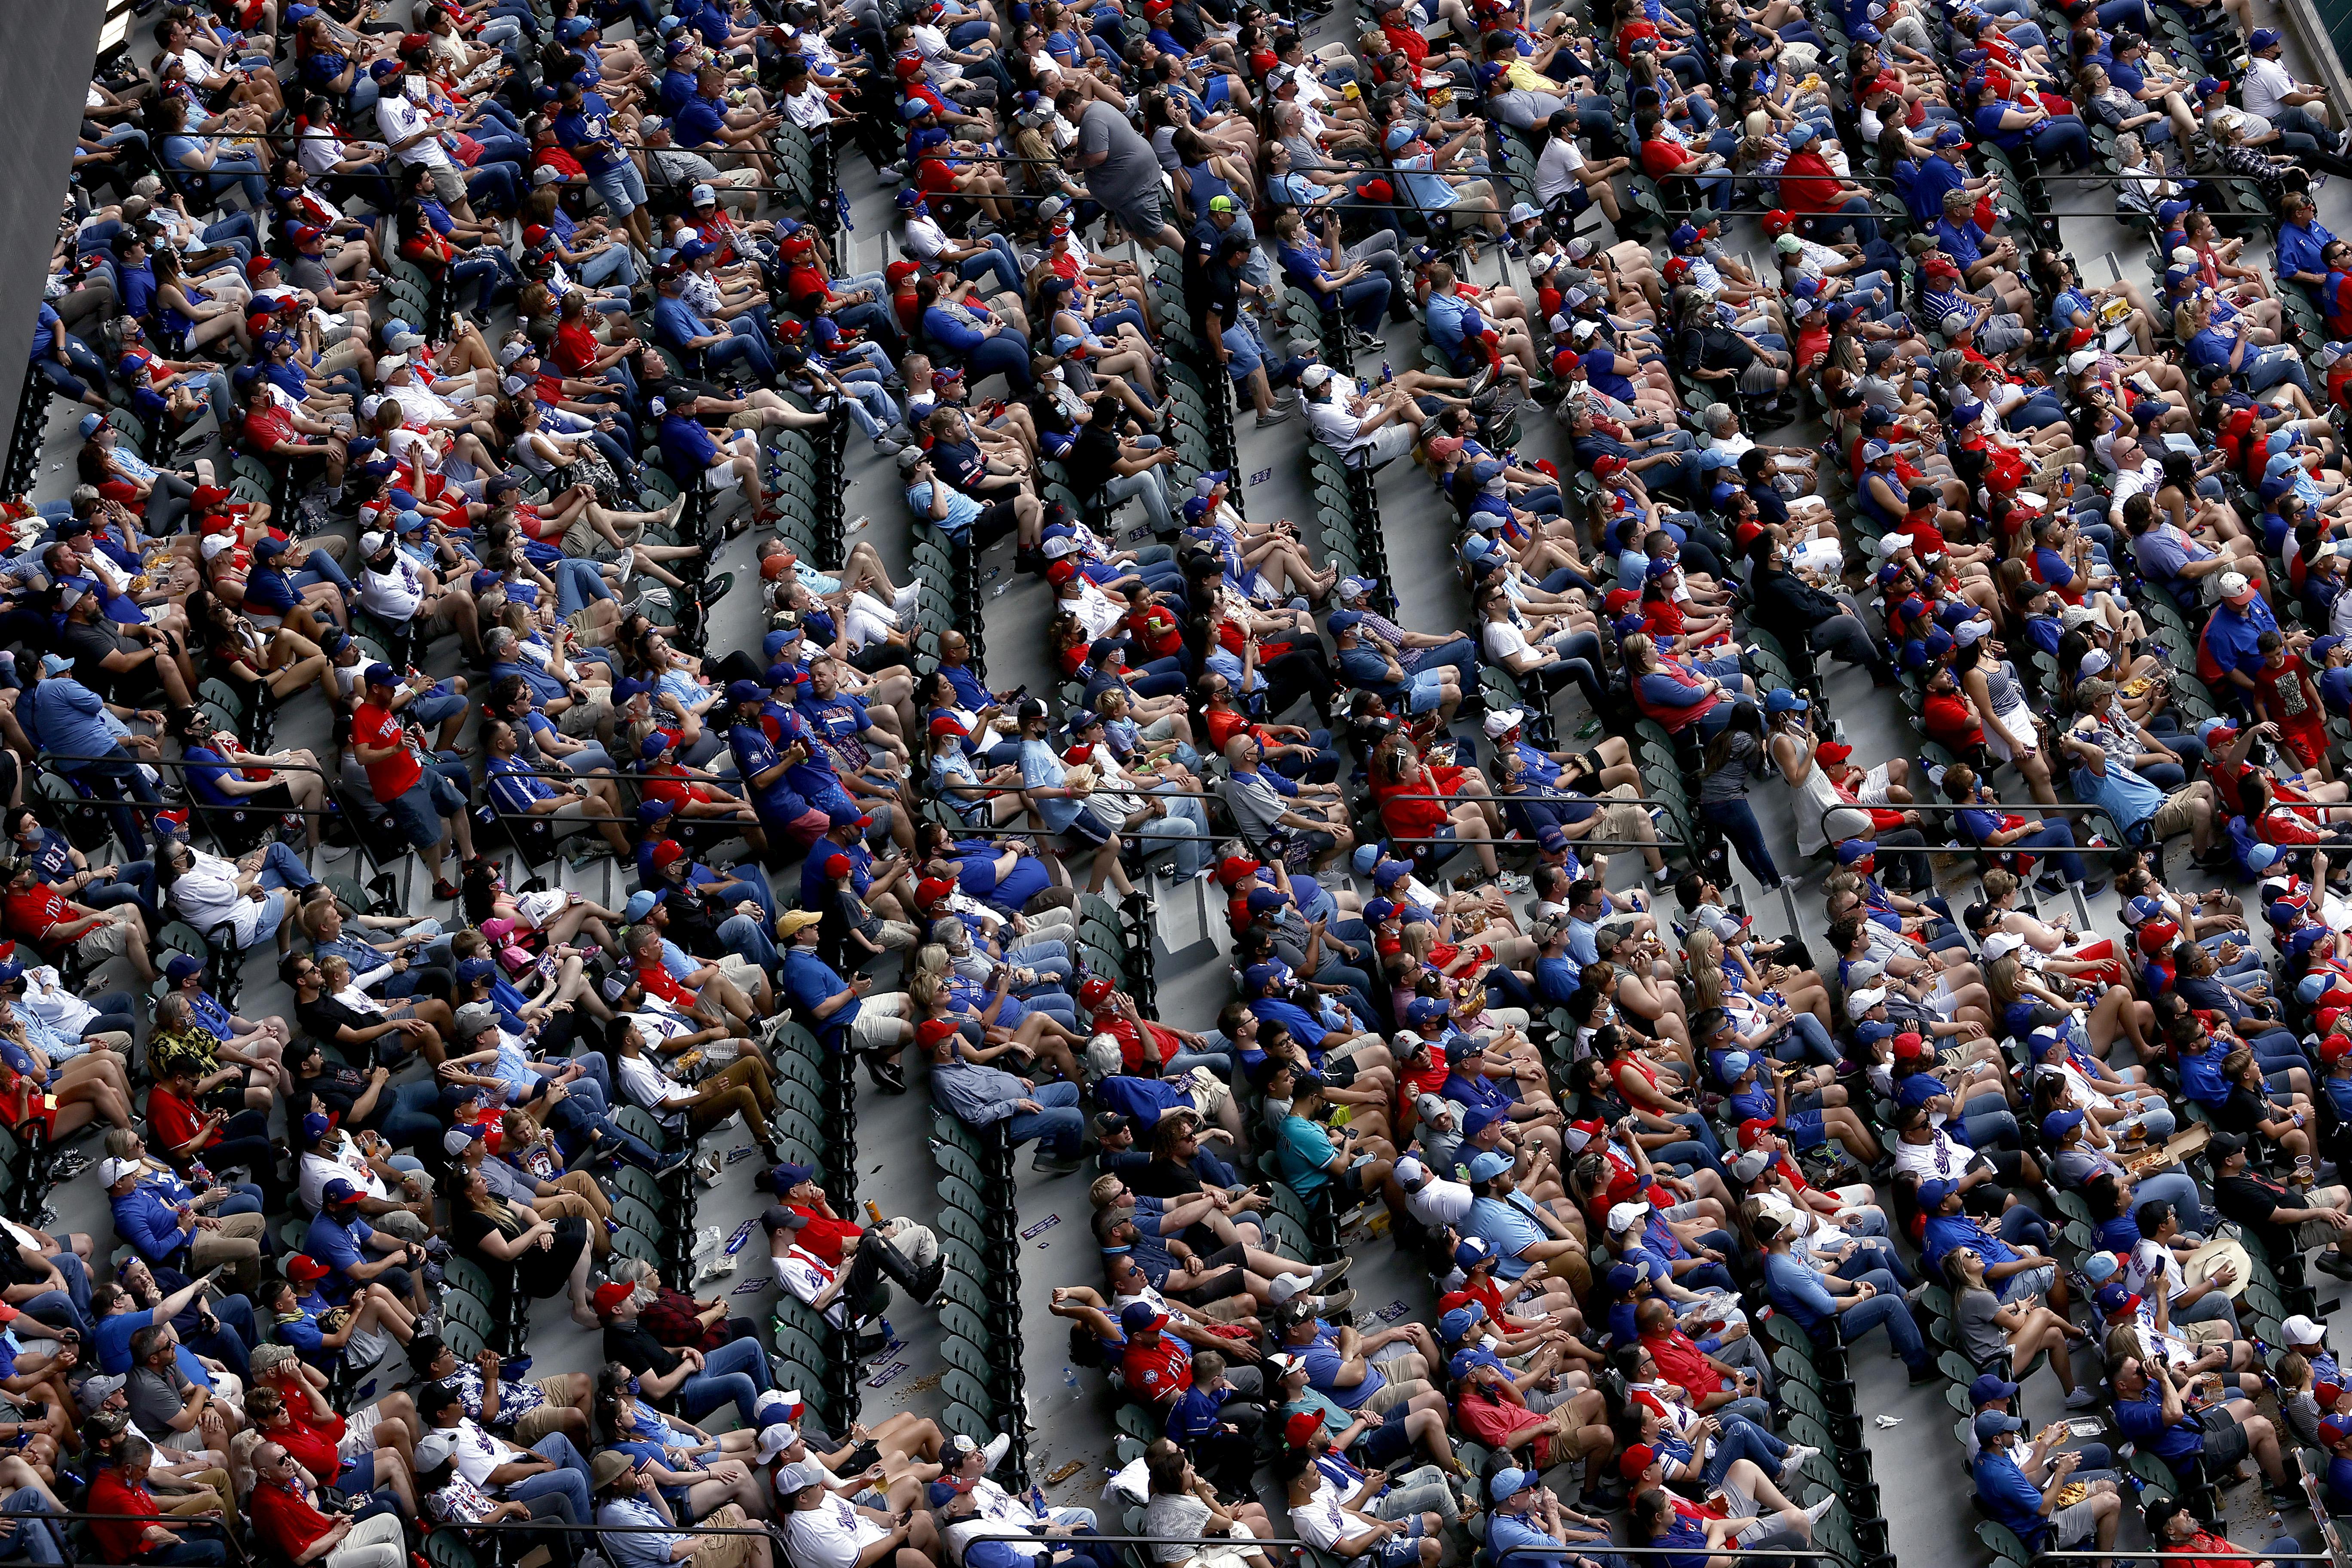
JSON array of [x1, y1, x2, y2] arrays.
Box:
[[719, 913, 778, 971], [578, 244, 640, 291], [677, 1333, 772, 1427], [2005, 823, 2088, 884], [33, 336, 109, 401], [1701, 1414, 1788, 1488], [0, 1491, 63, 1565], [956, 236, 1025, 296], [63, 749, 160, 859], [508, 1433, 594, 1523], [1008, 1079, 1085, 1157], [82, 858, 160, 928], [1838, 1267, 1927, 1366], [1701, 797, 1779, 885], [553, 557, 616, 617]]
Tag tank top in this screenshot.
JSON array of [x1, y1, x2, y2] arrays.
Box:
[[1777, 731, 1860, 857]]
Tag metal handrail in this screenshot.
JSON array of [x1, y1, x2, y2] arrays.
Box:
[[1812, 799, 2134, 859], [24, 1508, 254, 1568]]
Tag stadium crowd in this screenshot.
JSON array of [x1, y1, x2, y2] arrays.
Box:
[[9, 0, 2352, 1565]]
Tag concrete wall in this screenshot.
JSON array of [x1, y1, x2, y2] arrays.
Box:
[[0, 2, 107, 444]]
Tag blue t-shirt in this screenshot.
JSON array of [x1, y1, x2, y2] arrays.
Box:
[[1299, 1324, 1386, 1409], [2112, 1382, 2202, 1466], [781, 948, 858, 1049], [554, 93, 625, 173]]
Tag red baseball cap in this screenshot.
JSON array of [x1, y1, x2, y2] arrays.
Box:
[[649, 839, 687, 870], [916, 1018, 961, 1047], [1080, 977, 1116, 1008], [285, 1254, 330, 1283], [1619, 1444, 1658, 1480], [1736, 1118, 1776, 1150]]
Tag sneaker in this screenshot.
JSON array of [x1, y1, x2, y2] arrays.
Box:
[[1778, 1445, 1820, 1483], [982, 1432, 1012, 1470], [1802, 1495, 1839, 1526], [1031, 1150, 1086, 1175], [1314, 1258, 1354, 1288], [1906, 1360, 1938, 1386], [2315, 1252, 2352, 1280], [1255, 404, 1295, 427], [1306, 1288, 1358, 1316], [1495, 871, 1532, 892]]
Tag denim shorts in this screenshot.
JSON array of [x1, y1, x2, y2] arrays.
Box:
[[588, 160, 647, 217], [386, 772, 461, 849]]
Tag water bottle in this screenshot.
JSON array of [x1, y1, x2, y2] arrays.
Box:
[[1032, 1485, 1047, 1516], [1063, 1367, 1081, 1390]]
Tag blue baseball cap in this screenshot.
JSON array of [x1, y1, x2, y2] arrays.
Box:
[[1240, 963, 1281, 994], [1454, 1237, 1496, 1271], [1383, 122, 1420, 150], [1917, 1178, 1957, 1210], [1439, 1304, 1485, 1341], [1763, 688, 1809, 714], [1489, 1468, 1537, 1501], [2041, 1109, 2085, 1140], [1405, 997, 1450, 1026], [1971, 1372, 2021, 1406], [1467, 1150, 1513, 1182], [1721, 1052, 1753, 1079], [640, 733, 674, 760], [1837, 839, 1877, 864]]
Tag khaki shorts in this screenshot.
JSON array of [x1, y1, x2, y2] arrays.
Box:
[[689, 1505, 757, 1568], [848, 992, 906, 1052], [76, 913, 134, 960], [558, 691, 613, 737], [714, 953, 763, 994], [2151, 787, 2200, 840], [1361, 1373, 1431, 1415], [512, 1374, 588, 1445], [1187, 1067, 1231, 1118]]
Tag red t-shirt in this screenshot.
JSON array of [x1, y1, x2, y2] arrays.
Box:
[[89, 1471, 159, 1564], [788, 1204, 864, 1266], [2, 885, 79, 946], [553, 319, 603, 375], [1120, 1333, 1192, 1400], [242, 402, 301, 451], [352, 700, 423, 801], [640, 763, 714, 806], [251, 1476, 335, 1560], [1641, 1326, 1733, 1396], [147, 1083, 205, 1155], [1777, 150, 1846, 214]]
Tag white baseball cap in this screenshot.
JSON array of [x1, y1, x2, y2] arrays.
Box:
[[1481, 708, 1525, 738], [1606, 1201, 1647, 1232], [98, 1156, 141, 1188], [2284, 1314, 2326, 1345], [756, 1423, 799, 1464], [1268, 1271, 1316, 1304], [1848, 987, 1888, 1013], [1980, 931, 2022, 962], [2217, 570, 2252, 599]]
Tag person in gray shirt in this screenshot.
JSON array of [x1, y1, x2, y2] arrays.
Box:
[[1066, 93, 1183, 250]]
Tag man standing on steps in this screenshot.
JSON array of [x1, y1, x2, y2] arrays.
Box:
[[1060, 89, 1184, 254]]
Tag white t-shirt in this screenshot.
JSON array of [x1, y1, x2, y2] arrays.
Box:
[[168, 849, 269, 946], [1534, 136, 1586, 207], [1405, 1174, 1473, 1228], [299, 1142, 393, 1213], [617, 1049, 686, 1111], [375, 95, 451, 169], [1482, 617, 1531, 665], [359, 556, 427, 622], [2240, 57, 2300, 123], [777, 1243, 848, 1327], [785, 1487, 890, 1568], [444, 1419, 522, 1489]]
